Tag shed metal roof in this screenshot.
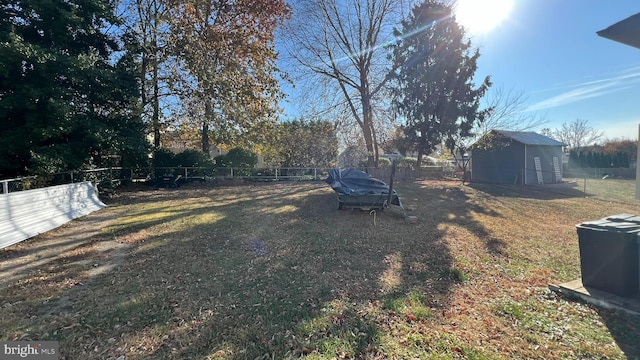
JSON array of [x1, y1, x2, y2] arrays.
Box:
[[493, 130, 567, 146]]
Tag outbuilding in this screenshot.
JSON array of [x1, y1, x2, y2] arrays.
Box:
[[471, 130, 567, 185]]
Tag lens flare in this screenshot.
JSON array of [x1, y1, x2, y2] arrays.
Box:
[[455, 0, 513, 33]]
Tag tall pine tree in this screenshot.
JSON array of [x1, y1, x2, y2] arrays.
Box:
[[390, 0, 491, 168]]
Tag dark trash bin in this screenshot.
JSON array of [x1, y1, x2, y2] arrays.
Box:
[[576, 214, 640, 297]]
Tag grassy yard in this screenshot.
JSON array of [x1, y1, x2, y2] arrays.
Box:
[[2, 180, 640, 359], [565, 177, 637, 204]]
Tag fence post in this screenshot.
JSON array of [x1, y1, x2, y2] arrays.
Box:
[[637, 124, 640, 199], [387, 161, 397, 207], [2, 180, 7, 194], [314, 168, 317, 180], [276, 168, 279, 181], [230, 168, 234, 178], [184, 167, 188, 180]]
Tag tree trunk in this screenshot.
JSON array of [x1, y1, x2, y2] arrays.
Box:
[[362, 92, 378, 168], [416, 148, 423, 168], [152, 65, 160, 148], [202, 101, 211, 155], [372, 121, 380, 167], [202, 122, 210, 154], [140, 43, 149, 142], [151, 29, 160, 148], [361, 120, 375, 168]]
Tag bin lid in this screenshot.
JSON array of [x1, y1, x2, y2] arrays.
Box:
[[605, 214, 640, 224], [577, 218, 640, 233], [603, 214, 640, 222]]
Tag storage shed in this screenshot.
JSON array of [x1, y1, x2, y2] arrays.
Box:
[[471, 130, 567, 185]]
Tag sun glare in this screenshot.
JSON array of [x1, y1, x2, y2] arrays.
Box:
[[455, 0, 513, 34]]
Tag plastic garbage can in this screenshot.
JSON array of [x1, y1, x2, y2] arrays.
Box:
[[576, 214, 640, 297]]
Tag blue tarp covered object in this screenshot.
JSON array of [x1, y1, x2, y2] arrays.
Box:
[[325, 168, 402, 210]]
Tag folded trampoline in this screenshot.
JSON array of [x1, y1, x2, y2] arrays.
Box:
[[325, 168, 402, 211]]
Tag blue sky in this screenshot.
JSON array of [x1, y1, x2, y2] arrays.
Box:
[[279, 0, 640, 141], [472, 0, 640, 140]]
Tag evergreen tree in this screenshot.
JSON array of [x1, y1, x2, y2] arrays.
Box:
[[600, 152, 607, 168], [604, 153, 613, 168], [590, 152, 598, 168], [622, 152, 630, 168], [0, 0, 147, 177], [390, 0, 491, 168], [568, 149, 579, 169], [578, 152, 586, 168], [612, 152, 622, 168], [593, 152, 602, 168]]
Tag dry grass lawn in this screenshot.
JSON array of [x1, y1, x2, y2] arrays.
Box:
[[1, 179, 640, 359]]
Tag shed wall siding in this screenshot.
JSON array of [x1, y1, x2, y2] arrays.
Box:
[[472, 143, 525, 184], [525, 146, 564, 185], [472, 144, 564, 185]]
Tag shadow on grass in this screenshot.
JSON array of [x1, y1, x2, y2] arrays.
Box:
[[597, 309, 640, 358], [468, 182, 588, 200], [0, 180, 505, 359], [413, 182, 507, 256]]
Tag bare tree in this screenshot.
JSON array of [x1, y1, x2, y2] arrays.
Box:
[[552, 118, 603, 150], [539, 127, 554, 138], [284, 0, 408, 167], [474, 86, 547, 138]]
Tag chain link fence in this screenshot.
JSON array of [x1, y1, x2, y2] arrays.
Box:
[[1, 165, 459, 195], [0, 168, 134, 195], [561, 167, 637, 205], [0, 167, 340, 194], [10, 165, 634, 202], [562, 177, 638, 205]]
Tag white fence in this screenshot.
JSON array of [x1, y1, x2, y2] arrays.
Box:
[[0, 181, 105, 249]]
